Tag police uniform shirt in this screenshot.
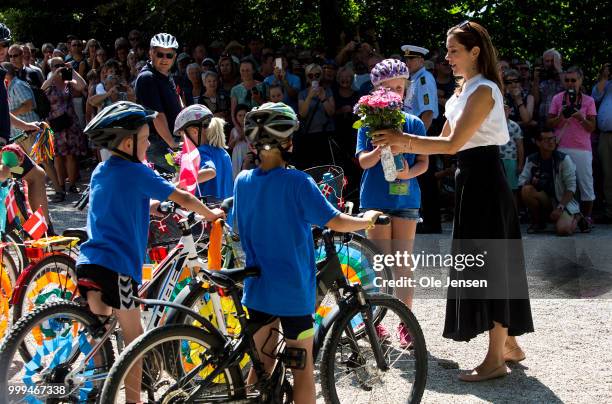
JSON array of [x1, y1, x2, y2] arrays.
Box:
[[404, 67, 439, 119]]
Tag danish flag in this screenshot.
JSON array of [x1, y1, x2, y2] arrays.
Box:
[[4, 188, 18, 224], [342, 176, 348, 189], [23, 207, 48, 240], [157, 221, 168, 233], [321, 184, 333, 197], [338, 197, 345, 209], [179, 135, 201, 195]]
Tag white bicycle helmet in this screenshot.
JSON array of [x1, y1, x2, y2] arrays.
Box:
[[174, 104, 213, 145], [150, 33, 179, 49], [244, 102, 299, 151]]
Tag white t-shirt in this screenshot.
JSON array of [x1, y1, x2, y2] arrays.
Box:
[[445, 74, 509, 151]]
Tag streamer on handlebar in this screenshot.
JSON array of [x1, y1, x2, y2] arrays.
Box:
[[30, 123, 55, 164]]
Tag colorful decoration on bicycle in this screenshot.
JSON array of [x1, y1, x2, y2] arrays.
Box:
[[30, 124, 56, 164], [314, 243, 376, 326], [26, 271, 77, 314], [0, 262, 11, 339], [23, 207, 48, 240]]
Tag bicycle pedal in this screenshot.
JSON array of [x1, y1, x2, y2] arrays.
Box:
[[281, 347, 306, 370]]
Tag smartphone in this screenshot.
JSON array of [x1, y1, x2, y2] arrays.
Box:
[[311, 80, 319, 90], [61, 67, 73, 81], [275, 57, 283, 70]]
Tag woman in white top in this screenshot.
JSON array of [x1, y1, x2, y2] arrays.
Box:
[[373, 21, 533, 382]]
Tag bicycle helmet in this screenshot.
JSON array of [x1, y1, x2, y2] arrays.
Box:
[[0, 23, 11, 44], [84, 101, 157, 162], [244, 102, 299, 152], [150, 33, 179, 49], [174, 104, 213, 145], [370, 58, 410, 87]]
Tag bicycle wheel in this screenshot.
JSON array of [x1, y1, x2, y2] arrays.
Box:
[[320, 293, 427, 404], [13, 254, 78, 325], [0, 300, 114, 402], [101, 324, 243, 403], [0, 252, 18, 342], [314, 232, 393, 334], [174, 280, 251, 378]]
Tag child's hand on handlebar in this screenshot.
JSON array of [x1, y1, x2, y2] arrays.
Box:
[[206, 208, 226, 222]]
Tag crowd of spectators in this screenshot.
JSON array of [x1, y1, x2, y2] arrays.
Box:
[[1, 23, 611, 235]]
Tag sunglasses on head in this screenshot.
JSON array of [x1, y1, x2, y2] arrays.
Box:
[[156, 51, 175, 59], [504, 79, 520, 84], [458, 20, 474, 31], [308, 73, 321, 79], [564, 78, 577, 83]]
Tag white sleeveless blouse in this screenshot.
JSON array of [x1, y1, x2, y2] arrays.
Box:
[[445, 74, 509, 151]]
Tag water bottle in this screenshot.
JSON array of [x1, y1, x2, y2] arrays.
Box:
[[394, 154, 405, 171], [320, 172, 338, 205], [380, 146, 398, 182]]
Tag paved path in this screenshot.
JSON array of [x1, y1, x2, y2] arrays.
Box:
[[48, 194, 612, 404]]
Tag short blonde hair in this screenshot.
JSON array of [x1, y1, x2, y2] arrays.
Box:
[[206, 117, 227, 148]]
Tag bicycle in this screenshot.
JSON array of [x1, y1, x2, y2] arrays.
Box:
[[100, 215, 428, 403], [0, 202, 240, 402]]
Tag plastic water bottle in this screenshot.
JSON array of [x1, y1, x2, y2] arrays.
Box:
[[380, 146, 398, 182], [320, 172, 338, 205]]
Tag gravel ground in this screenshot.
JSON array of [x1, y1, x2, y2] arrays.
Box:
[[47, 186, 612, 404]]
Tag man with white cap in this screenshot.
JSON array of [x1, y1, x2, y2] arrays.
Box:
[[402, 44, 441, 233], [401, 44, 438, 130]]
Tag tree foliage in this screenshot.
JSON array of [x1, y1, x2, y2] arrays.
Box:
[[1, 0, 608, 79]]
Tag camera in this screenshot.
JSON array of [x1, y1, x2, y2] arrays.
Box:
[[60, 66, 73, 81], [562, 89, 579, 118]]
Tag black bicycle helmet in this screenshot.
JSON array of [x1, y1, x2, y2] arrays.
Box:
[[84, 101, 157, 161], [244, 102, 299, 152], [0, 23, 11, 44]]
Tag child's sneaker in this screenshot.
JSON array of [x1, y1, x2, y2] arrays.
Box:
[[375, 323, 390, 341], [397, 322, 413, 349]]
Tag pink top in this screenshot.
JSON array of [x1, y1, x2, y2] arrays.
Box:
[[549, 92, 597, 151]]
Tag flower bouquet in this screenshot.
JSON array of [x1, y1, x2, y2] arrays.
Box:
[[353, 88, 406, 181]]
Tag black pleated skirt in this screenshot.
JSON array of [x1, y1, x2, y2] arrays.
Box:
[[443, 145, 534, 342]]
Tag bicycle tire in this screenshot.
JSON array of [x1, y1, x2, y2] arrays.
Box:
[[0, 300, 114, 401], [13, 254, 77, 331], [320, 293, 427, 404], [2, 227, 28, 273], [0, 252, 18, 342], [101, 324, 243, 403]]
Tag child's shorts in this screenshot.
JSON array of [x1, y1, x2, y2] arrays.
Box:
[[360, 208, 421, 221], [247, 307, 314, 341], [77, 264, 139, 310]]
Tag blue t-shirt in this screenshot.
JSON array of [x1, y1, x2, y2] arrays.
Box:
[[233, 167, 340, 316], [196, 145, 233, 200], [77, 157, 175, 283], [356, 112, 426, 210]]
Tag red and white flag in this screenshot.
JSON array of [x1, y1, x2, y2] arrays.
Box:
[[157, 221, 168, 233], [4, 188, 18, 224], [321, 184, 333, 197], [23, 207, 48, 240], [178, 135, 201, 195]]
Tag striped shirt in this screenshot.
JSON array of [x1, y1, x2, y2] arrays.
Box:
[[7, 77, 39, 137]]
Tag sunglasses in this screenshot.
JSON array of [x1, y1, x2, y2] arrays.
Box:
[[564, 78, 577, 83], [156, 51, 175, 59], [53, 64, 64, 69], [504, 79, 520, 84], [307, 73, 321, 79], [540, 137, 556, 142], [458, 20, 474, 31], [8, 53, 22, 58]]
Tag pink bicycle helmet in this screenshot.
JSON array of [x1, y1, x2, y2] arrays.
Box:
[[370, 58, 410, 87]]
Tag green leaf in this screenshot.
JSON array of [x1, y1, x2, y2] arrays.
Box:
[[352, 120, 363, 129]]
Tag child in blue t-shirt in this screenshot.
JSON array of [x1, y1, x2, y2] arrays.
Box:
[[174, 105, 233, 200], [234, 102, 382, 404], [356, 59, 428, 348], [77, 102, 225, 403]]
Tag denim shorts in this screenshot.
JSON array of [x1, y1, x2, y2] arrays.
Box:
[[360, 208, 421, 221]]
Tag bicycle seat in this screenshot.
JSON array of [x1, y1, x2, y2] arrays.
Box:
[[207, 266, 260, 288], [221, 197, 233, 213], [62, 228, 88, 244]]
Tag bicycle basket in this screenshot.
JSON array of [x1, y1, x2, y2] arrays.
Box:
[[303, 165, 345, 209]]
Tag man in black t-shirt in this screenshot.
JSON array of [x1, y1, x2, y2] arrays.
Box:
[[135, 33, 182, 173]]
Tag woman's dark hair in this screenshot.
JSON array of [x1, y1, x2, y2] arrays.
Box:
[[234, 103, 250, 120], [447, 21, 502, 92]]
